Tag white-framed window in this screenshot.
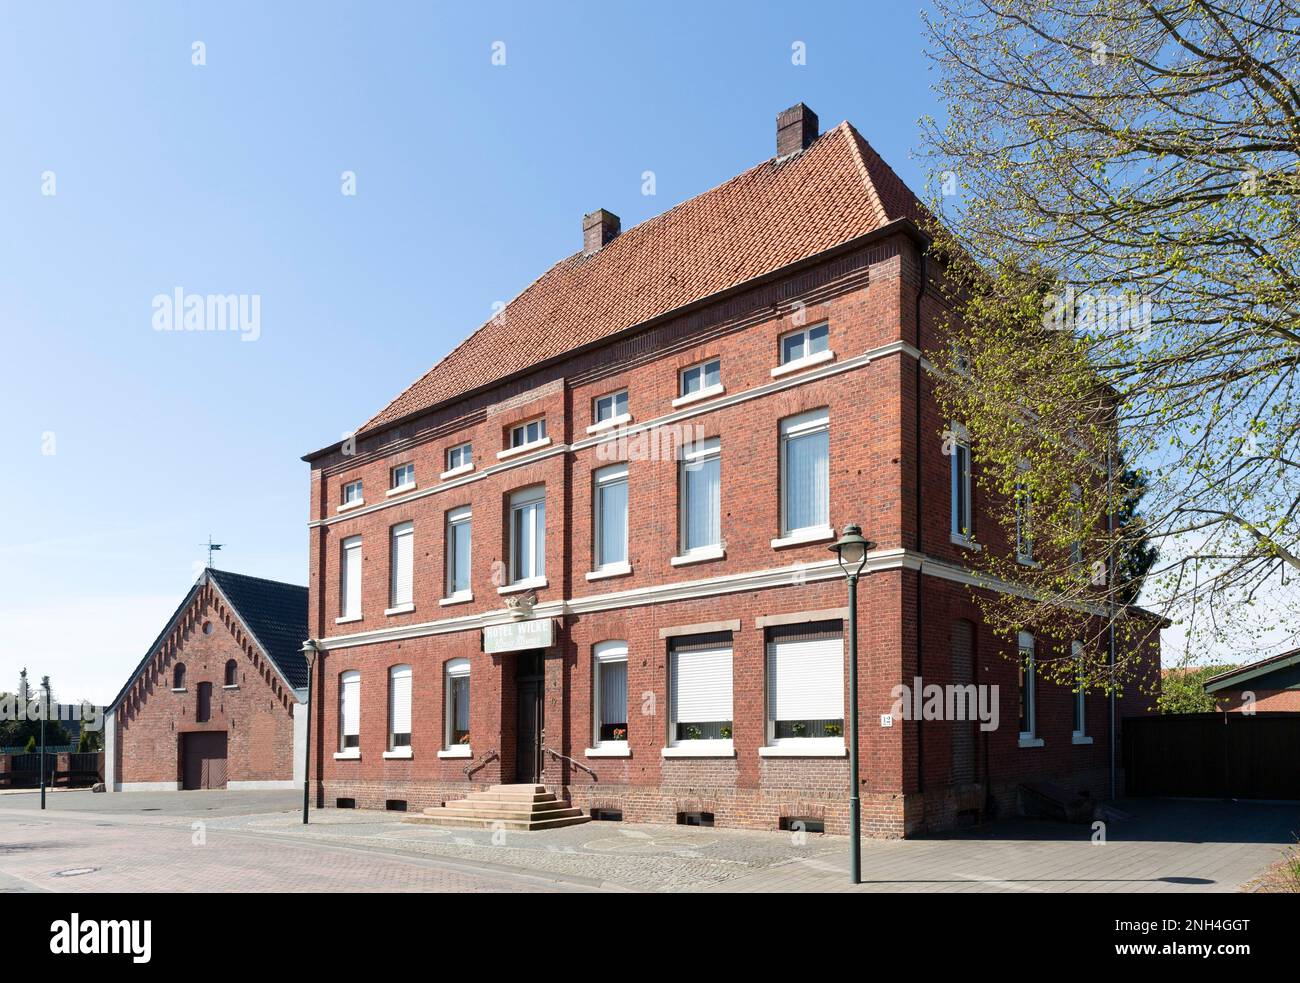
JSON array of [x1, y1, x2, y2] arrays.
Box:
[[339, 670, 360, 751], [389, 522, 413, 609], [1072, 640, 1086, 739], [679, 358, 721, 398], [593, 641, 629, 748], [510, 418, 547, 449], [679, 437, 721, 555], [1018, 631, 1037, 743], [446, 442, 472, 472], [593, 464, 628, 570], [779, 409, 831, 537], [668, 634, 733, 748], [390, 462, 414, 490], [444, 659, 470, 749], [445, 506, 472, 597], [766, 622, 845, 748], [594, 390, 628, 424], [339, 536, 362, 619], [388, 665, 412, 751], [342, 480, 363, 505], [509, 486, 546, 583], [1015, 463, 1033, 563], [780, 322, 829, 364], [950, 424, 973, 541]]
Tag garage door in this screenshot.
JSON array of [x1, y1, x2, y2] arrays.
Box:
[[181, 732, 228, 790]]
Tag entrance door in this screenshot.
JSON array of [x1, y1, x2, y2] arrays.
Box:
[[514, 652, 545, 784], [181, 732, 228, 789]]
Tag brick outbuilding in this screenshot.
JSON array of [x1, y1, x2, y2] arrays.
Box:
[[1205, 649, 1300, 712], [105, 569, 308, 791], [300, 104, 1161, 835]]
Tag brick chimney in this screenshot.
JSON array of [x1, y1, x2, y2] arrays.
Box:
[[776, 103, 819, 157], [583, 209, 621, 255]]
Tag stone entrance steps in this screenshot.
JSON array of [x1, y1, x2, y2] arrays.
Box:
[[402, 784, 590, 831]]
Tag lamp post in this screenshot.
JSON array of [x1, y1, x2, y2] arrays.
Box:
[[828, 523, 873, 884], [39, 676, 51, 810], [300, 640, 319, 824]]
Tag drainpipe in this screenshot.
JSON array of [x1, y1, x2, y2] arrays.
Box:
[[1107, 437, 1117, 799], [914, 250, 927, 795]]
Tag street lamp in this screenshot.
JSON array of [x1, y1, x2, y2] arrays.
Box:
[[300, 640, 319, 824], [40, 676, 51, 811], [828, 523, 873, 884]]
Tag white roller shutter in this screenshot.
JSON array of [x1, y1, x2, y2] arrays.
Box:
[[389, 665, 412, 742], [340, 671, 360, 741], [390, 522, 413, 606], [341, 536, 362, 618], [671, 645, 733, 723], [767, 634, 844, 721]]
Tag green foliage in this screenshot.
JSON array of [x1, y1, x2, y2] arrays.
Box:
[[1157, 664, 1237, 714], [24, 735, 36, 753], [921, 0, 1300, 674]]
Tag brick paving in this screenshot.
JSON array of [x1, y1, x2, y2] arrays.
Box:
[[0, 791, 1294, 893]]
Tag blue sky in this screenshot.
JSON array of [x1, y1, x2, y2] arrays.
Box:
[[0, 2, 937, 703]]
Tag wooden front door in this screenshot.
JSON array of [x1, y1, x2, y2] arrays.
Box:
[[181, 732, 228, 789], [514, 652, 545, 784]]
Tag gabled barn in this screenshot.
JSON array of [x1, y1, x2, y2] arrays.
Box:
[[105, 569, 308, 791]]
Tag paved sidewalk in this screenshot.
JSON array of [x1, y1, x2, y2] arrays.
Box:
[[0, 792, 1294, 892]]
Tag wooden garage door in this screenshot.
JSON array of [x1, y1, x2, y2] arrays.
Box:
[[181, 732, 228, 790]]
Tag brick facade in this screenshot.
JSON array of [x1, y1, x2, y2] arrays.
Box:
[[303, 113, 1161, 836], [109, 576, 304, 790]]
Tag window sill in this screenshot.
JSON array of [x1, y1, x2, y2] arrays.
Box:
[[771, 349, 835, 378], [1016, 556, 1042, 569], [336, 499, 365, 513], [171, 687, 187, 694], [498, 577, 548, 595], [585, 563, 632, 582], [384, 603, 415, 616], [670, 546, 725, 566], [759, 741, 847, 758], [222, 684, 238, 691], [496, 437, 552, 461], [586, 413, 633, 435], [950, 534, 981, 551], [671, 383, 725, 408], [1072, 733, 1093, 745], [439, 463, 475, 481], [335, 615, 363, 625], [385, 482, 417, 498], [439, 592, 474, 606], [333, 750, 361, 761], [662, 741, 735, 758], [584, 743, 631, 758], [771, 527, 835, 549], [438, 746, 472, 759], [382, 748, 413, 760], [1018, 736, 1045, 749]]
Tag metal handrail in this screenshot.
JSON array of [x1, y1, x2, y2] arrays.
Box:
[[463, 748, 498, 778], [542, 745, 597, 781]]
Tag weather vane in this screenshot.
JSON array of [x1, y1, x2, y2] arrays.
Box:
[[201, 535, 224, 569]]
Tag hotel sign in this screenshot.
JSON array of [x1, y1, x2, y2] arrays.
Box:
[[483, 618, 554, 654]]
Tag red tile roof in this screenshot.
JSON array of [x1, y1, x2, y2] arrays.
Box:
[[357, 121, 926, 436]]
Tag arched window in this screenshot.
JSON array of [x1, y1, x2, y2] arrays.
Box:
[[173, 663, 186, 690], [196, 682, 213, 723], [339, 670, 361, 752], [224, 659, 238, 687], [388, 665, 412, 751], [444, 659, 470, 750], [593, 641, 628, 748]]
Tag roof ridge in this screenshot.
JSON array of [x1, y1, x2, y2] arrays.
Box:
[[207, 567, 307, 592]]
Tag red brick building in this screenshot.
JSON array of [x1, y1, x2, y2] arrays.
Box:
[[1205, 649, 1300, 712], [105, 569, 308, 791], [301, 104, 1159, 835]]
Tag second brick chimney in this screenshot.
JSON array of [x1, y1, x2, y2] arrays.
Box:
[[583, 209, 621, 255], [776, 103, 819, 157]]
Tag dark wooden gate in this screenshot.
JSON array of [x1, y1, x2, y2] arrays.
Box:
[[1124, 713, 1300, 799], [181, 732, 228, 790]]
